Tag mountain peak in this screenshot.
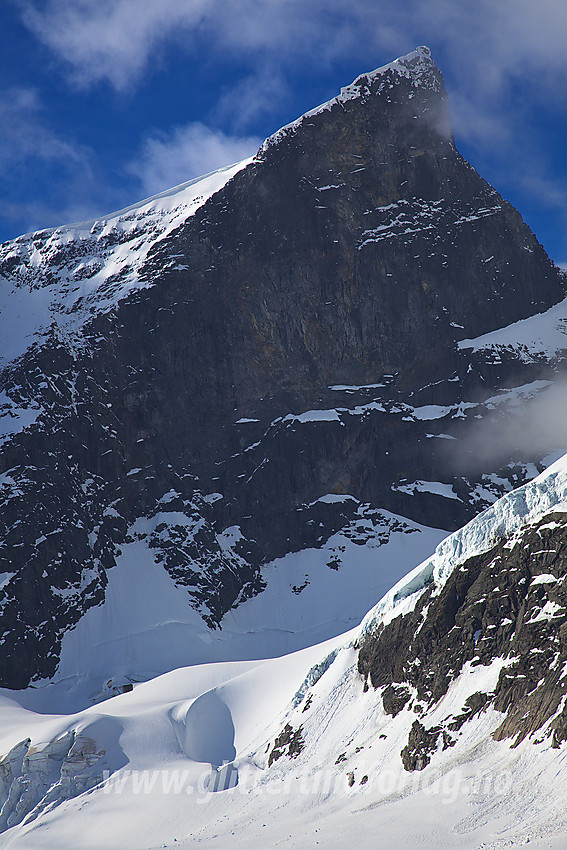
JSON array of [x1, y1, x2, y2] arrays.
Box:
[[1, 42, 565, 695], [261, 46, 443, 153], [347, 45, 437, 92]]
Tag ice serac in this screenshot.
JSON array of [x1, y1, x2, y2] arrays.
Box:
[[0, 47, 566, 689]]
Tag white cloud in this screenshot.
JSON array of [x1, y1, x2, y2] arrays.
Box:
[[0, 87, 87, 167], [127, 123, 261, 198], [451, 379, 567, 474], [518, 172, 567, 213], [0, 84, 260, 237], [20, 1, 567, 123], [212, 63, 291, 131], [21, 0, 359, 92], [0, 87, 124, 236], [21, 0, 208, 92]]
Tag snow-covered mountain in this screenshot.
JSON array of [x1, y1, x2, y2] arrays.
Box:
[[3, 455, 567, 848], [0, 44, 566, 702]]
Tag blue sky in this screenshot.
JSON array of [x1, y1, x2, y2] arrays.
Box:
[[1, 0, 567, 265]]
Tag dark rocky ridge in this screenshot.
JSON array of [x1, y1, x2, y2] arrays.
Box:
[[0, 47, 566, 688], [358, 511, 567, 768]]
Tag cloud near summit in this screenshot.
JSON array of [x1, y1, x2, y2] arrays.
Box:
[[21, 0, 567, 100], [128, 123, 261, 199], [20, 1, 567, 175]]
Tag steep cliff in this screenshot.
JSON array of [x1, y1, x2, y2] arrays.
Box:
[[0, 47, 566, 689]]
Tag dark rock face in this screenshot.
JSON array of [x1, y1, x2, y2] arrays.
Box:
[[401, 720, 455, 771], [382, 684, 411, 717], [358, 512, 567, 767], [268, 723, 305, 767], [0, 47, 566, 688]]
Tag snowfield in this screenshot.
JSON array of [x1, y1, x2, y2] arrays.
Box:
[[458, 294, 567, 363], [30, 505, 447, 712], [2, 458, 567, 848]]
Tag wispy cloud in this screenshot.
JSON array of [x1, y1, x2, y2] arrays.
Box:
[[212, 64, 291, 132], [127, 123, 261, 198], [0, 86, 123, 236], [0, 82, 260, 238], [0, 87, 86, 166], [449, 379, 567, 474], [518, 171, 567, 213], [20, 0, 365, 93], [21, 0, 207, 93], [447, 93, 514, 153], [20, 1, 567, 127]]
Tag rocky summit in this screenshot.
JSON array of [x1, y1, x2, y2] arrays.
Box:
[[0, 46, 566, 690]]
